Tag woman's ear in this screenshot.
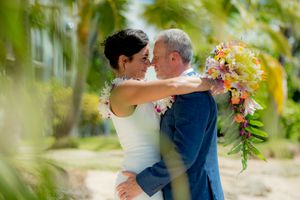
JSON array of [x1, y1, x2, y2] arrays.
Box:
[[118, 55, 129, 72]]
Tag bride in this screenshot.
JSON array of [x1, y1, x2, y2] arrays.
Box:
[[99, 29, 214, 200]]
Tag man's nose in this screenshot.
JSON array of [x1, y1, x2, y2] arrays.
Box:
[[150, 59, 155, 66]]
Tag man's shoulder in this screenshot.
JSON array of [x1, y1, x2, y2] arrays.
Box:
[[173, 91, 215, 108], [176, 90, 211, 99]]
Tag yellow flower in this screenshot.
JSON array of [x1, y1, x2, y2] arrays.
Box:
[[250, 83, 260, 90], [208, 68, 219, 79], [225, 73, 238, 83]]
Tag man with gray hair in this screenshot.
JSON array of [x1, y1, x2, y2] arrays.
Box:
[[117, 28, 224, 200]]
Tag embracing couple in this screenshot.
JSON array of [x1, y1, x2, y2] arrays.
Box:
[[99, 28, 224, 200]]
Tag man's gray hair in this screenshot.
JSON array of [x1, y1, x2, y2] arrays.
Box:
[[156, 28, 193, 64]]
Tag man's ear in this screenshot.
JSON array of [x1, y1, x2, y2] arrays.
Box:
[[170, 51, 181, 62]]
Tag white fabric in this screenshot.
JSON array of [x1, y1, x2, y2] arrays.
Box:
[[110, 103, 163, 200], [180, 68, 205, 78]]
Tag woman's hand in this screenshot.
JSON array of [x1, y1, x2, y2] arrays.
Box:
[[197, 77, 214, 91], [207, 79, 224, 96]]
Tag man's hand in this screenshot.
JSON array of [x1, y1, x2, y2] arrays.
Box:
[[116, 171, 143, 200]]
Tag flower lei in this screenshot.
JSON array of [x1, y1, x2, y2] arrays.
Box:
[[205, 41, 268, 170], [154, 96, 176, 115], [98, 78, 126, 119], [98, 78, 173, 118]]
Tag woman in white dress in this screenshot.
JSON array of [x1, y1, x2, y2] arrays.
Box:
[[99, 29, 213, 200]]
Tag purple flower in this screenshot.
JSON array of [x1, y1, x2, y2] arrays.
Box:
[[243, 121, 248, 128], [240, 130, 246, 136], [247, 132, 252, 138]]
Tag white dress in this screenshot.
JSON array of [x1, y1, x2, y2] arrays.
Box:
[[110, 103, 163, 200]]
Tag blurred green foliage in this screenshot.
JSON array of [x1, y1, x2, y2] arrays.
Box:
[[0, 0, 126, 198], [0, 0, 300, 197], [36, 81, 102, 138], [80, 93, 101, 126], [49, 83, 73, 133], [44, 135, 121, 151], [77, 136, 121, 151], [143, 0, 300, 144], [257, 138, 299, 159], [281, 100, 300, 142], [50, 136, 79, 149], [0, 156, 71, 200]]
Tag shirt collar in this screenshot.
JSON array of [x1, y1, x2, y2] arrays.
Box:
[[180, 68, 194, 76]]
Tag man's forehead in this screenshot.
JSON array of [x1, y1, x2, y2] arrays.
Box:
[[154, 40, 165, 51], [154, 39, 164, 45]]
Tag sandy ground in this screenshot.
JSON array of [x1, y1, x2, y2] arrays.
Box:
[[47, 149, 300, 200], [85, 170, 116, 200], [84, 156, 300, 200]]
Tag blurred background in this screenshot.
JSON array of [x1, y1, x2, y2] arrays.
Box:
[[0, 0, 299, 199]]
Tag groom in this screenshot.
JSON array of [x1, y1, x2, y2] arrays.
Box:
[[117, 29, 224, 200]]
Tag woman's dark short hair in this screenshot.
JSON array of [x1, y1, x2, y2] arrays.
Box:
[[103, 29, 149, 70]]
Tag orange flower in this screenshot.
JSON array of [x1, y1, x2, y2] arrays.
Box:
[[252, 57, 260, 65], [231, 97, 240, 104], [208, 68, 214, 75], [241, 91, 249, 99], [224, 80, 231, 90], [218, 51, 225, 58], [234, 114, 245, 123]]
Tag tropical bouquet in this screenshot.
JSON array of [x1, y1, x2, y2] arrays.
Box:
[[205, 41, 268, 170]]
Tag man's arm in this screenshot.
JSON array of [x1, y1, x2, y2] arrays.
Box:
[[136, 91, 213, 196]]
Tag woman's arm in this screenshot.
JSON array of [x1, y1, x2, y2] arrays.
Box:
[[110, 76, 212, 107]]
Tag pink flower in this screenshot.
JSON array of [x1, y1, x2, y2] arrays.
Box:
[[155, 106, 161, 113]]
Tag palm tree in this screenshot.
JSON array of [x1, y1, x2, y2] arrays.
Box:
[[140, 0, 300, 169], [142, 0, 299, 137], [45, 0, 128, 139], [0, 0, 129, 198]]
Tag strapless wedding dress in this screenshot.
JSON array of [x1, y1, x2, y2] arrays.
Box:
[[110, 103, 163, 200]]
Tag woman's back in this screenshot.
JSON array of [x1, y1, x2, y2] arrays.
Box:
[[111, 103, 161, 173], [110, 103, 163, 200]]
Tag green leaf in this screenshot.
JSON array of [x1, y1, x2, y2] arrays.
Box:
[[249, 143, 267, 161], [245, 126, 268, 140], [241, 141, 249, 171], [228, 143, 242, 155], [246, 112, 260, 120], [250, 136, 265, 144], [242, 158, 248, 171], [248, 120, 264, 127]]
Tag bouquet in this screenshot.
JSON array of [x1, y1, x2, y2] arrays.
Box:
[[205, 41, 268, 170]]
